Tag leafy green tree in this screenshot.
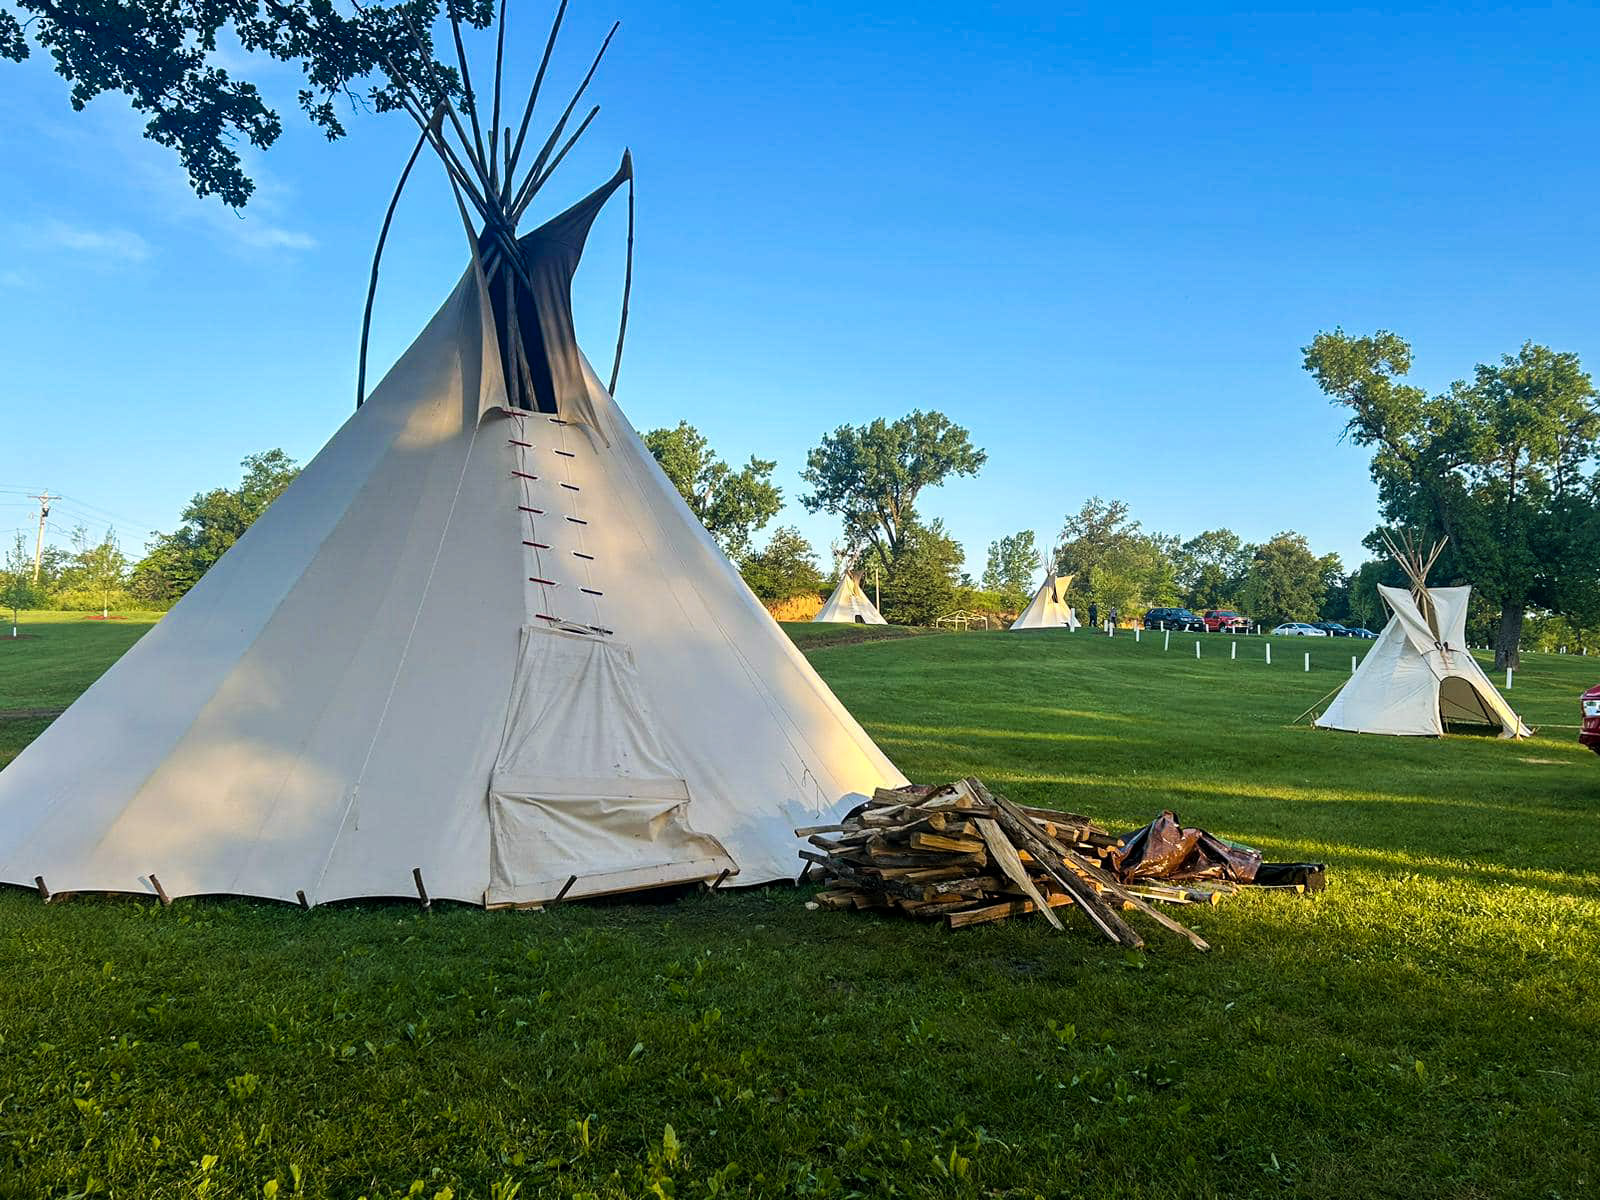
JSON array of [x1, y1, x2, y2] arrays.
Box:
[[1525, 611, 1599, 655], [70, 526, 128, 619], [1053, 497, 1133, 588], [1054, 498, 1178, 616], [129, 449, 299, 605], [2, 532, 41, 636], [1174, 528, 1253, 610], [982, 530, 1041, 607], [739, 526, 825, 602], [1086, 536, 1179, 619], [801, 411, 985, 570], [644, 422, 782, 559], [1239, 532, 1338, 626], [1304, 330, 1600, 667], [1, 1, 487, 208], [1343, 560, 1388, 631], [879, 518, 964, 626]]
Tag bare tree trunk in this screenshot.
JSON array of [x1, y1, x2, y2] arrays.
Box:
[[1494, 603, 1524, 670]]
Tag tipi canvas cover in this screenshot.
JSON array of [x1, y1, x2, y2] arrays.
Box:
[[1315, 584, 1528, 738], [1011, 573, 1079, 631], [0, 17, 906, 907], [814, 573, 886, 624]]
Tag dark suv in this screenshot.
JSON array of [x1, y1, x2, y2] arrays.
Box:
[[1143, 607, 1206, 632], [1312, 621, 1354, 637]]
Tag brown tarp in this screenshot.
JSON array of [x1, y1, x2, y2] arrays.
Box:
[[1108, 810, 1263, 884]]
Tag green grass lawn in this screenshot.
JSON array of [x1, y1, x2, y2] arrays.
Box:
[[1, 616, 1596, 1199]]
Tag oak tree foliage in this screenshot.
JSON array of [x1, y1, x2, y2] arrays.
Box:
[[644, 422, 782, 559], [2, 1, 492, 207]]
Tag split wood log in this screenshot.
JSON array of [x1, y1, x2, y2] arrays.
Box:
[[975, 817, 1063, 931]]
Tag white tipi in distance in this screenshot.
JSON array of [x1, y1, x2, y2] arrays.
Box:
[[1010, 572, 1079, 631], [0, 6, 906, 908], [813, 571, 887, 625], [1314, 534, 1528, 739]]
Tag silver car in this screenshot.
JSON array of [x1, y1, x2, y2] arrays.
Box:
[[1271, 622, 1327, 636]]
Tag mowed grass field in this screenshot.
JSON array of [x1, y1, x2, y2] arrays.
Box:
[[1, 613, 1596, 1199]]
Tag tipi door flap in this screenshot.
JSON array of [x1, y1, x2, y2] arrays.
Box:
[[486, 775, 733, 905], [486, 624, 734, 905]]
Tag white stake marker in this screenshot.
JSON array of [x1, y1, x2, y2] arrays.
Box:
[[1164, 629, 1170, 651], [1265, 643, 1272, 665], [1506, 668, 1513, 689], [1351, 655, 1357, 674], [1304, 651, 1310, 672], [1231, 641, 1237, 660], [1195, 640, 1201, 659]]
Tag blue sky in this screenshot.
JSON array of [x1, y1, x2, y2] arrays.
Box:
[[3, 1, 1597, 579]]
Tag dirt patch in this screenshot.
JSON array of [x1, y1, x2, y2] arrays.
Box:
[[0, 707, 65, 721], [0, 634, 40, 642], [81, 614, 128, 621]]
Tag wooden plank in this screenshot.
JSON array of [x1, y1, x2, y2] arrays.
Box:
[[896, 893, 972, 915], [969, 780, 1143, 948], [944, 892, 1075, 929], [975, 818, 1064, 931], [989, 791, 1211, 952], [861, 845, 987, 869], [873, 865, 973, 882], [909, 832, 986, 854]]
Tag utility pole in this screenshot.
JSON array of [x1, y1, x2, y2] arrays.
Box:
[[30, 491, 55, 585]]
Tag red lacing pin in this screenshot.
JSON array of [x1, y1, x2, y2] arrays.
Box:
[[565, 516, 588, 525], [581, 588, 604, 596], [559, 482, 580, 492], [554, 449, 576, 458], [572, 551, 594, 561]]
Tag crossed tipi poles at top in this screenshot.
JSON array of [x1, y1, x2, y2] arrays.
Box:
[[354, 0, 633, 412]]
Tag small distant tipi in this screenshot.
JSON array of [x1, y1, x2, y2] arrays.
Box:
[[814, 572, 887, 625], [1315, 534, 1528, 738], [0, 4, 906, 908], [1010, 572, 1079, 631]]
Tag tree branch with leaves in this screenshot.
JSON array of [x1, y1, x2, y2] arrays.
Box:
[[800, 410, 985, 571]]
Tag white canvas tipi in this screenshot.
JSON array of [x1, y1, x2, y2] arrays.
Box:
[[0, 11, 906, 908], [1010, 572, 1079, 631], [813, 573, 886, 625], [1315, 537, 1527, 738]]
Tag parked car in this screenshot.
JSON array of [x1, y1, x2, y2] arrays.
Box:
[[1343, 627, 1378, 639], [1143, 607, 1206, 632], [1581, 685, 1600, 756], [1203, 609, 1250, 634], [1271, 622, 1327, 636], [1312, 621, 1354, 637]]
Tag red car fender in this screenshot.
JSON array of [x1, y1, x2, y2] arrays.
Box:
[[1581, 684, 1600, 756]]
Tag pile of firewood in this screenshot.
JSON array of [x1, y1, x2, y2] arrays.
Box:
[[797, 778, 1213, 950]]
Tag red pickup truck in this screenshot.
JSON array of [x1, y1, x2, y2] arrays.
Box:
[[1582, 685, 1600, 755], [1203, 609, 1250, 634]]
